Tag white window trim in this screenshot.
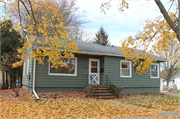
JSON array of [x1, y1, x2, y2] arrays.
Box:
[[27, 59, 29, 75], [48, 57, 77, 76], [120, 60, 132, 78], [150, 63, 159, 78], [23, 61, 26, 76]]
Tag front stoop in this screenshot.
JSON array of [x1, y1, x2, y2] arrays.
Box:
[[93, 85, 115, 99]]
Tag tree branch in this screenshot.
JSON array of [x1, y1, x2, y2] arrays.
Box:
[[155, 0, 179, 40]]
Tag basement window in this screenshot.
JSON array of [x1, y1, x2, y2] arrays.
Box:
[[151, 63, 159, 78], [49, 57, 77, 76]]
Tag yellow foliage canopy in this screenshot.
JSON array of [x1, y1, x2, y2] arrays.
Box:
[[2, 0, 79, 68], [120, 13, 177, 75]]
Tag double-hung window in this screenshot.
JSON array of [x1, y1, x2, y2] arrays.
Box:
[[49, 57, 77, 76], [120, 60, 132, 77], [151, 63, 159, 78]]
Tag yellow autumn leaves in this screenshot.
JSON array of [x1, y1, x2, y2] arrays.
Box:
[[120, 13, 178, 75], [0, 95, 155, 118], [3, 0, 79, 68]]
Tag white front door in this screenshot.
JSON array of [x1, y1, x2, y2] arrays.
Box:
[[89, 58, 100, 85]]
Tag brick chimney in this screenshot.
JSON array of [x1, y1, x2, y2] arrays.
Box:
[[100, 33, 106, 45]]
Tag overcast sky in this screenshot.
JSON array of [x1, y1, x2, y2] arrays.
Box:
[[76, 0, 173, 46], [0, 0, 174, 46]]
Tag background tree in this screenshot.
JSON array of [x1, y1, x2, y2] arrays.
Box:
[[93, 26, 110, 45], [1, 20, 23, 89], [8, 0, 87, 41], [0, 0, 79, 70], [159, 39, 180, 90]]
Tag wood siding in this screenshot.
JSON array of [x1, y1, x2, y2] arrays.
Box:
[[25, 53, 160, 94], [34, 54, 101, 92], [22, 48, 33, 93], [102, 56, 160, 94]]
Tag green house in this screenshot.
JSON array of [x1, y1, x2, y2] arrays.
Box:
[[22, 36, 166, 98]]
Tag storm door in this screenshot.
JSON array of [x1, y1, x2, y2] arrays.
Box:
[[89, 58, 100, 85]]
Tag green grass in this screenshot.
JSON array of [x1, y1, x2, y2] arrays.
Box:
[[119, 93, 180, 111], [170, 90, 180, 93]]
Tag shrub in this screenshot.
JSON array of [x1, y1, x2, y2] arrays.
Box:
[[108, 84, 123, 98], [83, 86, 95, 97]]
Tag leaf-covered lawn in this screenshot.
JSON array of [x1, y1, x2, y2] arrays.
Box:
[[0, 89, 157, 118], [0, 89, 180, 118], [117, 93, 180, 111]]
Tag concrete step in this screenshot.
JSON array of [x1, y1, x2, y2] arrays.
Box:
[[92, 85, 108, 88], [97, 95, 115, 99], [95, 90, 111, 93], [94, 87, 108, 90], [95, 93, 114, 96]]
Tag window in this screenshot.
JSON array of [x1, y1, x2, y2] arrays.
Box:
[[23, 61, 26, 76], [49, 57, 77, 76], [151, 63, 159, 78], [27, 59, 29, 75], [120, 60, 132, 77]]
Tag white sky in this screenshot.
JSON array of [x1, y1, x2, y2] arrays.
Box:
[[0, 0, 174, 47], [76, 0, 173, 46]]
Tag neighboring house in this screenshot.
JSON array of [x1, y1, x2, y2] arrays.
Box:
[[160, 78, 174, 91], [174, 74, 180, 90], [160, 76, 180, 91], [22, 35, 167, 97]]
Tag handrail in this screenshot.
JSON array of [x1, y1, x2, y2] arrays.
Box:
[[106, 75, 113, 86]]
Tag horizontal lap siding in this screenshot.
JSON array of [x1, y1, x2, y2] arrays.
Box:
[[35, 54, 100, 88], [22, 48, 33, 88], [103, 56, 160, 88]]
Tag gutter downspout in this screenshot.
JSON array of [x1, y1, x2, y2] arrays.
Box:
[[33, 58, 39, 99]]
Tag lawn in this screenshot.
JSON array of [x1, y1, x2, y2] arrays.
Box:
[[0, 89, 180, 119], [170, 90, 180, 93], [117, 93, 180, 111]]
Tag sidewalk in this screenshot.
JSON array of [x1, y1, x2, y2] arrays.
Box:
[[160, 91, 180, 97], [110, 97, 180, 119]]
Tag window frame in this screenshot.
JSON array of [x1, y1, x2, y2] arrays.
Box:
[[150, 63, 159, 78], [120, 60, 132, 78], [48, 57, 77, 76]]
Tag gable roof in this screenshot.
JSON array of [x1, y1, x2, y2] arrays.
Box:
[[27, 35, 167, 62]]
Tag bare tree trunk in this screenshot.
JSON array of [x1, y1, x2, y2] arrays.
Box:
[[21, 70, 23, 87], [5, 70, 9, 89], [18, 77, 20, 88], [2, 71, 5, 89], [12, 69, 19, 97], [166, 79, 170, 91], [10, 70, 12, 89], [13, 69, 16, 89]]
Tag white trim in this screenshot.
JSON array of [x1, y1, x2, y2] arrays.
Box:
[[120, 60, 132, 78], [27, 58, 29, 75], [33, 59, 39, 99], [48, 57, 77, 76], [23, 61, 26, 76], [89, 58, 100, 85], [150, 63, 159, 78]]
